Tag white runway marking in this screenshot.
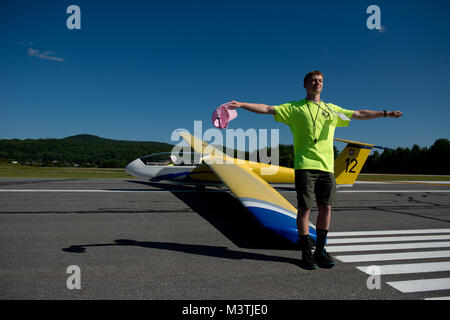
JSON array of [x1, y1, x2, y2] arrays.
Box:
[[337, 190, 450, 193], [336, 250, 450, 263], [279, 189, 450, 193], [425, 296, 450, 300], [0, 189, 449, 194], [357, 262, 450, 275], [326, 241, 450, 253], [355, 181, 450, 185], [327, 234, 450, 244], [386, 278, 450, 293], [330, 228, 450, 299], [328, 229, 450, 237], [0, 189, 218, 193]]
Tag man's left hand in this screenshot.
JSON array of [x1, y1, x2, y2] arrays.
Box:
[[387, 111, 403, 118]]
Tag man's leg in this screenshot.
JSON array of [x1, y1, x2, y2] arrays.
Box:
[[297, 208, 317, 269], [297, 207, 312, 252], [297, 208, 311, 236], [295, 170, 318, 269], [313, 172, 337, 268], [315, 205, 332, 255], [295, 170, 315, 240], [316, 205, 331, 230]]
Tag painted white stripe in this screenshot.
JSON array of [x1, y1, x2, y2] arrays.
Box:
[[5, 189, 448, 194], [337, 190, 450, 193], [387, 278, 450, 293], [353, 181, 392, 184], [425, 296, 450, 300], [0, 189, 217, 193], [392, 181, 450, 185], [335, 250, 450, 263], [326, 241, 450, 253], [10, 188, 449, 193], [355, 180, 450, 186], [327, 235, 450, 244], [241, 200, 297, 219], [328, 229, 450, 237], [357, 261, 450, 275], [279, 190, 450, 193]]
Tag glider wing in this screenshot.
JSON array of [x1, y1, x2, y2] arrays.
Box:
[[178, 131, 314, 243]]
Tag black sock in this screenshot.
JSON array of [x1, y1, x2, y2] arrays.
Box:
[[315, 228, 328, 252], [298, 234, 310, 251]]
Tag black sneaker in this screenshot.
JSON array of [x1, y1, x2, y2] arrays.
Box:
[[314, 249, 336, 268], [300, 249, 318, 270]]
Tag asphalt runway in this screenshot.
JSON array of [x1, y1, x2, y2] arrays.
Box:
[[1, 178, 449, 300]]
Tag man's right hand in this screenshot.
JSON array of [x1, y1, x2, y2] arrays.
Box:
[[229, 100, 243, 109]]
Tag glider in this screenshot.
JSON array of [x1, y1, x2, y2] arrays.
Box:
[[125, 132, 389, 244]]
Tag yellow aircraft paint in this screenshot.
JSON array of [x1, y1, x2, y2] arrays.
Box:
[[179, 131, 375, 187]]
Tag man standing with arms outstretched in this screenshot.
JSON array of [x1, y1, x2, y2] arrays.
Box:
[[229, 71, 402, 269]]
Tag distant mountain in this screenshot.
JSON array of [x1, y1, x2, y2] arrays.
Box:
[[0, 134, 174, 168], [62, 134, 171, 147]]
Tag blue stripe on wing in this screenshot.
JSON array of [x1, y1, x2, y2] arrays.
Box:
[[240, 197, 317, 244], [150, 170, 215, 182], [150, 171, 191, 181]]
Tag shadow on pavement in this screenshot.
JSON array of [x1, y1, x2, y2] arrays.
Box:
[[126, 180, 298, 250], [62, 239, 300, 267]]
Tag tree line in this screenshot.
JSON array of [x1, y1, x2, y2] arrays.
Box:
[[0, 134, 448, 174], [362, 138, 449, 174], [0, 134, 173, 168]]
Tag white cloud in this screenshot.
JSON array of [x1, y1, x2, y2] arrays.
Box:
[[27, 48, 64, 62], [12, 41, 64, 62]]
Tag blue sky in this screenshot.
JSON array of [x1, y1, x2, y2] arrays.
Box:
[[1, 0, 449, 151]]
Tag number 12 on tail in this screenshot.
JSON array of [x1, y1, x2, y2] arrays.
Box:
[[345, 158, 358, 173]]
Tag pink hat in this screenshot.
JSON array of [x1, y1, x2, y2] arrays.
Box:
[[212, 102, 237, 129]]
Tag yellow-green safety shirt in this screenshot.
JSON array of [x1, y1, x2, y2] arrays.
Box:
[[273, 99, 354, 173]]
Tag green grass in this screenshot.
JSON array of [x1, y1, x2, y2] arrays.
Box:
[[1, 162, 449, 181], [0, 162, 134, 179]]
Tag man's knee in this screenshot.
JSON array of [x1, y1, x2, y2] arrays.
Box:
[[317, 205, 331, 214], [298, 208, 311, 216]]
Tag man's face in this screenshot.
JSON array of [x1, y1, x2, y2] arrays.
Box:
[[304, 75, 323, 94]]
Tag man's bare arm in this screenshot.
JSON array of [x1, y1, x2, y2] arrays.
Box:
[[229, 100, 276, 115], [352, 110, 402, 120]]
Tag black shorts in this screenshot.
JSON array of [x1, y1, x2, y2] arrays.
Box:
[[295, 169, 337, 210]]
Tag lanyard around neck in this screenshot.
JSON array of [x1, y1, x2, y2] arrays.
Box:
[[305, 100, 320, 144]]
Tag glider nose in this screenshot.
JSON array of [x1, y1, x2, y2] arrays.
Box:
[[125, 158, 144, 178]]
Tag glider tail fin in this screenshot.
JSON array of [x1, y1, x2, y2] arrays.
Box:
[[333, 138, 390, 186]]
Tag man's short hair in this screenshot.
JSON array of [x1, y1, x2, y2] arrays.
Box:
[[304, 70, 324, 83]]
